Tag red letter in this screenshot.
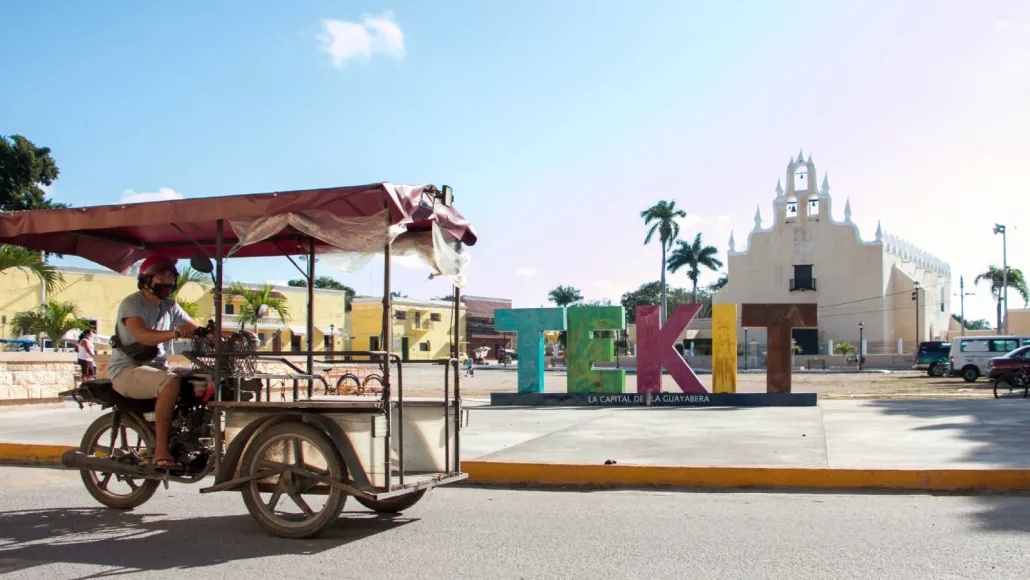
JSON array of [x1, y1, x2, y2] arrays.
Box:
[[635, 304, 706, 394]]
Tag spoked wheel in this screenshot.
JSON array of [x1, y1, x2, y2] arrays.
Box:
[[928, 361, 948, 377], [239, 422, 347, 539], [363, 374, 384, 391], [994, 374, 1030, 399], [335, 373, 364, 395], [79, 412, 161, 510], [354, 489, 427, 514]]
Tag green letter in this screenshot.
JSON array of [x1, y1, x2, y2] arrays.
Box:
[[566, 306, 626, 393]]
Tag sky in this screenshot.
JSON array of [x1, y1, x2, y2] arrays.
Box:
[[2, 0, 1028, 324]]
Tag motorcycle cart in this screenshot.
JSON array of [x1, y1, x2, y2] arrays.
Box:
[[0, 182, 477, 538]]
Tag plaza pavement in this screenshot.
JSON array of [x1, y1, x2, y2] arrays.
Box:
[[2, 397, 1030, 491]]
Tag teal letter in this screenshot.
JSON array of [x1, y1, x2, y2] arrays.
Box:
[[566, 306, 626, 393], [494, 308, 566, 393]]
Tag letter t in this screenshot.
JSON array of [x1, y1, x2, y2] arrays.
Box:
[[494, 308, 567, 393]]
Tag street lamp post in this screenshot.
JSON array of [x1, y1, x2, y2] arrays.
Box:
[[912, 281, 921, 349], [994, 224, 1008, 334], [858, 322, 864, 371], [329, 324, 335, 361]]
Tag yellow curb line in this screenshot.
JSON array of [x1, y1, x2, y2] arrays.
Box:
[[0, 443, 75, 466], [461, 461, 1030, 491], [5, 443, 1029, 492]]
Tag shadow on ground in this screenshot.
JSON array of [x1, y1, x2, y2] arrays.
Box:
[[0, 506, 416, 576], [865, 398, 1030, 534]]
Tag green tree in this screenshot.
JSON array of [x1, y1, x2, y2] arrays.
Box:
[[0, 135, 65, 212], [708, 272, 728, 292], [974, 265, 1030, 331], [10, 301, 92, 350], [667, 233, 724, 303], [641, 200, 686, 323], [288, 276, 356, 310], [951, 314, 991, 331], [620, 281, 698, 323], [172, 266, 210, 320], [0, 245, 64, 295], [548, 285, 583, 307], [225, 283, 290, 331]]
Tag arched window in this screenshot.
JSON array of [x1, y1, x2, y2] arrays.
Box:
[[794, 165, 809, 192], [807, 195, 819, 217], [940, 287, 946, 313], [786, 196, 798, 220]]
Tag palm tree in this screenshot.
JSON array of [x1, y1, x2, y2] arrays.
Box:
[[974, 265, 1029, 331], [641, 200, 686, 322], [547, 286, 582, 348], [708, 272, 728, 292], [0, 245, 64, 295], [547, 285, 582, 308], [225, 283, 290, 331], [668, 233, 724, 303], [10, 301, 91, 351], [172, 265, 209, 320]]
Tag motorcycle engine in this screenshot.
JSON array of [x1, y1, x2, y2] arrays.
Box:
[[169, 406, 215, 473]]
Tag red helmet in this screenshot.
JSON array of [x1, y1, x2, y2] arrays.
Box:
[[138, 255, 178, 280]]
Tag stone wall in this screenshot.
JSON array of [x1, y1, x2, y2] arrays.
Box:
[[0, 353, 80, 403]]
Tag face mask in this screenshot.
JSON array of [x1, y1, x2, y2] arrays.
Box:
[[151, 283, 175, 299]]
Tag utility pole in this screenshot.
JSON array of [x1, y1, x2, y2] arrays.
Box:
[[912, 281, 921, 348], [994, 224, 1008, 334], [960, 276, 966, 337]]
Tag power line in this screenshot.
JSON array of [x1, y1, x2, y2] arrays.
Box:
[[818, 280, 949, 310]]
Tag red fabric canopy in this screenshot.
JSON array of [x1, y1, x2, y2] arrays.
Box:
[[0, 183, 477, 273]]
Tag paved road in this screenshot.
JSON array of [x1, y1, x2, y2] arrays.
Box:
[[0, 466, 1026, 579]]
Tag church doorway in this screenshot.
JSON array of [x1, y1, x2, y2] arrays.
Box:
[[792, 328, 820, 355]]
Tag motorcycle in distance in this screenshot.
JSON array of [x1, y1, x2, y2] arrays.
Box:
[[58, 319, 259, 510]]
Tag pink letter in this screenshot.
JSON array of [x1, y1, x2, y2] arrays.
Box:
[[635, 304, 707, 394]]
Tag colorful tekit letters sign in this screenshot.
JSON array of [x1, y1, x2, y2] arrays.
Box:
[[494, 304, 817, 395]]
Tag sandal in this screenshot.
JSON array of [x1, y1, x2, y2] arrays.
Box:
[[145, 457, 181, 471]]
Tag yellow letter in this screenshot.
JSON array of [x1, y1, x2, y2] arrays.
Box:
[[712, 304, 738, 393]]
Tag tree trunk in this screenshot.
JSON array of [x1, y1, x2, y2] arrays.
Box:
[[660, 247, 667, 324], [997, 297, 1003, 333], [692, 280, 698, 305]]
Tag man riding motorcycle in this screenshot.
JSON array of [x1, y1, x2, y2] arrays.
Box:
[[108, 255, 206, 469]]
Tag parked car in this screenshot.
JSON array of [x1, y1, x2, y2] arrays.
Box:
[[913, 341, 951, 377], [949, 335, 1030, 382], [986, 345, 1030, 381]]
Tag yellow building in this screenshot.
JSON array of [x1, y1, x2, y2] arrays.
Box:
[[0, 265, 348, 352], [350, 296, 466, 361]]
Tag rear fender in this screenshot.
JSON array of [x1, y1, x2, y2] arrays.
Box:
[[214, 411, 373, 492]]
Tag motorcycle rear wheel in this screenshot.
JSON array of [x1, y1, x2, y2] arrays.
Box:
[[79, 412, 161, 510]]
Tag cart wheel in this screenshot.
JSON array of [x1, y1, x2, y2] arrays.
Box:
[[363, 374, 384, 390], [335, 373, 363, 395], [354, 489, 427, 514], [239, 422, 347, 539], [79, 412, 161, 510]]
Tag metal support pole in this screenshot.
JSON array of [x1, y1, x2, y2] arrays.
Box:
[[306, 237, 315, 398], [858, 323, 864, 371], [453, 280, 462, 473], [960, 276, 966, 337], [213, 220, 224, 471], [382, 239, 392, 491]]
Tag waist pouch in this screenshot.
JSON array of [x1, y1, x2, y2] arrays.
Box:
[[109, 334, 160, 363]]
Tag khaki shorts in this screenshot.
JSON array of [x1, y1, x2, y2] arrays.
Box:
[[112, 366, 178, 399]]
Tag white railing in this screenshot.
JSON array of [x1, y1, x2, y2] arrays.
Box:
[[221, 314, 288, 329]]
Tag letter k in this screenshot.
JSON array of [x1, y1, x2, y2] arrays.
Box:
[[635, 304, 707, 394]]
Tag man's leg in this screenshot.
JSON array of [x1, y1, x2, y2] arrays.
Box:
[[153, 377, 181, 463]]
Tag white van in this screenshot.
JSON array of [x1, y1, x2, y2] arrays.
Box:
[[949, 335, 1030, 382]]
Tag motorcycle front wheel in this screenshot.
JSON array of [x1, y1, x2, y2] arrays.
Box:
[[79, 412, 161, 510]]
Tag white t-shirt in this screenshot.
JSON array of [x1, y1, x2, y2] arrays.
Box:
[[77, 338, 95, 362]]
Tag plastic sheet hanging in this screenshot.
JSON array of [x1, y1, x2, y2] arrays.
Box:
[[319, 222, 471, 288], [227, 209, 395, 256]]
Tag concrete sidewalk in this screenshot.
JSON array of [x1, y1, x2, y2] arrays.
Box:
[[3, 398, 1030, 490]]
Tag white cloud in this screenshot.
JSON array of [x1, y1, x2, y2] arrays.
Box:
[[516, 267, 537, 278], [317, 12, 405, 68], [121, 187, 184, 204]]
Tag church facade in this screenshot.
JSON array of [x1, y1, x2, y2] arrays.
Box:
[[713, 151, 952, 354]]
